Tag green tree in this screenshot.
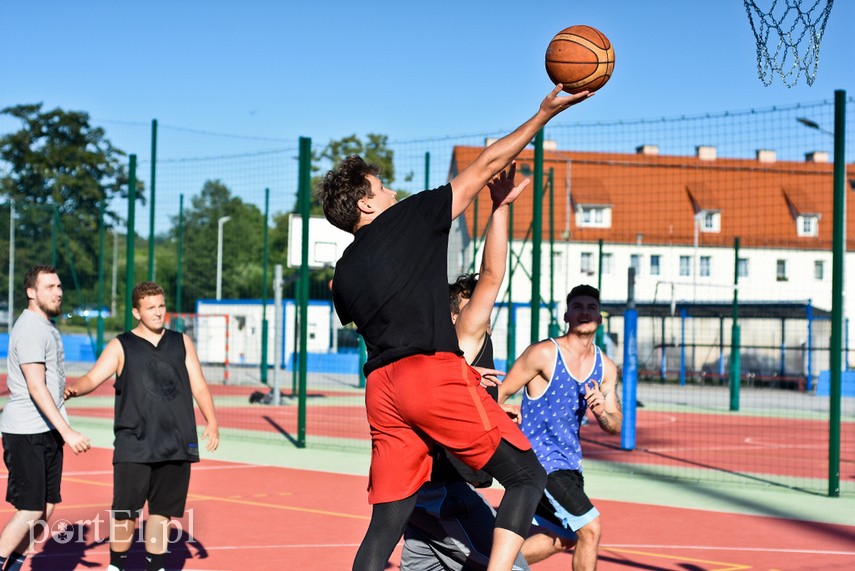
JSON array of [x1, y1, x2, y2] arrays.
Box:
[[171, 180, 264, 309], [0, 104, 134, 310]]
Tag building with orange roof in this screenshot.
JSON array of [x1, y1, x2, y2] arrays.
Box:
[[449, 143, 855, 377]]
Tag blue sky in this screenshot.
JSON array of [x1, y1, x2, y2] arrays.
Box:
[[2, 0, 853, 150]]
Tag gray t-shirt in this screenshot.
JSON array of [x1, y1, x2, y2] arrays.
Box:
[[1, 309, 69, 434]]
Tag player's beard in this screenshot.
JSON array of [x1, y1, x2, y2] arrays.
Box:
[[38, 299, 62, 318]]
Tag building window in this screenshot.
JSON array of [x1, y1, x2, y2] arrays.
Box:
[[679, 255, 691, 277], [601, 253, 613, 275], [630, 254, 641, 275], [698, 210, 721, 233], [580, 252, 594, 275], [776, 259, 788, 281], [737, 258, 749, 278], [700, 256, 711, 277], [797, 215, 818, 237], [575, 206, 612, 228], [814, 260, 824, 280], [650, 255, 661, 276]]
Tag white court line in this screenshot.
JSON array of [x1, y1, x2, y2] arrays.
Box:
[[59, 464, 270, 477], [603, 544, 855, 556]]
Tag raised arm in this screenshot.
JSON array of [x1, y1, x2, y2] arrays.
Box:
[[65, 338, 123, 399], [456, 163, 529, 362], [184, 334, 220, 452], [449, 85, 591, 219]]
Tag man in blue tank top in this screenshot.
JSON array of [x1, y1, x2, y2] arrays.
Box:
[[65, 282, 219, 571], [498, 285, 621, 571]]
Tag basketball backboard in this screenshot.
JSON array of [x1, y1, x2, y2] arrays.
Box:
[[287, 214, 353, 269]]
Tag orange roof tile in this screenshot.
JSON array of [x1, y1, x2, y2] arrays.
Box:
[[452, 146, 855, 251]]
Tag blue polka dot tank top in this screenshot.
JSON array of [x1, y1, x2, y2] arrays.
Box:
[[520, 339, 603, 474]]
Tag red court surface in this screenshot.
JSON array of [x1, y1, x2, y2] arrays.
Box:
[[0, 446, 852, 570]]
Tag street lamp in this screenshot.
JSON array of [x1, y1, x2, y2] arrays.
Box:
[[216, 215, 231, 300], [796, 116, 834, 137]]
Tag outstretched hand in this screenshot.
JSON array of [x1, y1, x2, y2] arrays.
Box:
[[488, 162, 530, 209], [540, 84, 593, 118]]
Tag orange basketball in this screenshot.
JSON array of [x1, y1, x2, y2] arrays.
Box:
[[545, 25, 615, 94]]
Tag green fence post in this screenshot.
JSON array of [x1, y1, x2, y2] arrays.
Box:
[[729, 236, 740, 411], [424, 151, 430, 189], [548, 168, 560, 338], [358, 336, 367, 389], [297, 137, 311, 448], [596, 238, 606, 352], [124, 154, 137, 331], [176, 194, 184, 316], [148, 119, 157, 281], [828, 89, 846, 497], [96, 198, 106, 356], [506, 203, 516, 368], [260, 187, 270, 385], [51, 205, 58, 268], [530, 129, 544, 343]]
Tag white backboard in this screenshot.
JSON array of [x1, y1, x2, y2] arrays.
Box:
[[287, 214, 354, 269]]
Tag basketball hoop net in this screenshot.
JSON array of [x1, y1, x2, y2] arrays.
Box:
[[743, 0, 834, 87]]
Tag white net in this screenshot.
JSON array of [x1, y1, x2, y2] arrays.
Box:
[[743, 0, 834, 87]]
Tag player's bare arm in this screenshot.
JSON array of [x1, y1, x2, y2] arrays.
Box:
[[585, 356, 622, 434], [21, 362, 91, 454], [455, 163, 529, 362], [449, 86, 591, 219], [497, 340, 553, 404], [65, 338, 124, 399], [184, 334, 220, 451]]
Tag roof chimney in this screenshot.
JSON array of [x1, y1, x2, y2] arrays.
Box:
[[696, 146, 717, 161], [805, 151, 829, 163], [636, 144, 659, 156], [756, 149, 777, 163]]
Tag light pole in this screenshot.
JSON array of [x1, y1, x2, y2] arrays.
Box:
[[797, 116, 834, 137], [216, 216, 231, 300]]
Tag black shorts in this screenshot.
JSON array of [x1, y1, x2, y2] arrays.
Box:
[[112, 461, 192, 519], [2, 431, 64, 510], [533, 469, 599, 536]]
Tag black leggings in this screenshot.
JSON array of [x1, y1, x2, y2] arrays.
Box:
[[352, 439, 546, 570]]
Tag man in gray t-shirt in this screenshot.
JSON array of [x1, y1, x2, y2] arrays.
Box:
[[0, 266, 90, 571], [2, 309, 69, 433]]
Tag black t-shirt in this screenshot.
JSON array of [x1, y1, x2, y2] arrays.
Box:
[[113, 329, 200, 464], [332, 184, 462, 376]]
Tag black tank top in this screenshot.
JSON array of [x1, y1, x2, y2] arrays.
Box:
[[429, 333, 496, 488], [113, 329, 200, 464]]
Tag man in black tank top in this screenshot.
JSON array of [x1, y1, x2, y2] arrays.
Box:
[[66, 282, 219, 571], [402, 167, 532, 571]]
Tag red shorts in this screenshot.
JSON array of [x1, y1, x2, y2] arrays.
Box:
[[364, 352, 531, 504]]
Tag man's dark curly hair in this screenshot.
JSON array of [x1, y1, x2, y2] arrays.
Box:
[[317, 155, 380, 233], [449, 273, 479, 316]]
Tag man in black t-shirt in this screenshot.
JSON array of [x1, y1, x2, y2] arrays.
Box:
[[320, 85, 591, 571]]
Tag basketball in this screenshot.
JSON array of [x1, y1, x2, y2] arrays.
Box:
[[545, 25, 615, 94]]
